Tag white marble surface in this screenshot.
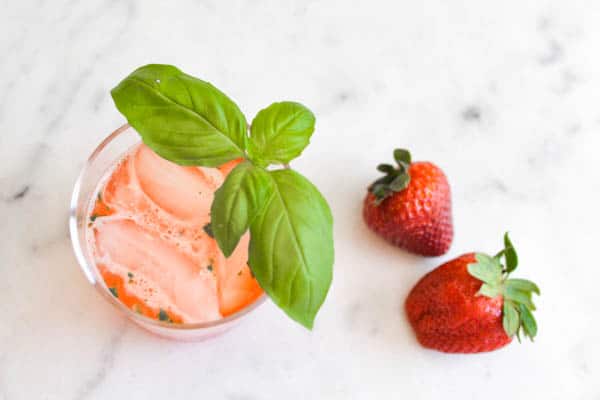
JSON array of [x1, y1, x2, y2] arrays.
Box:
[[1, 0, 599, 398]]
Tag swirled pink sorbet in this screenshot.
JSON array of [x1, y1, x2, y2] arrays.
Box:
[[87, 144, 262, 323]]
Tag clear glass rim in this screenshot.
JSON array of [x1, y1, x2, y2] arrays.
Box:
[[69, 123, 266, 331]]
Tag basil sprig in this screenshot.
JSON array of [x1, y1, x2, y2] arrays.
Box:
[[111, 64, 334, 329]]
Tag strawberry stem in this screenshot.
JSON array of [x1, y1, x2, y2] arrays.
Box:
[[467, 233, 540, 342], [368, 148, 412, 205]]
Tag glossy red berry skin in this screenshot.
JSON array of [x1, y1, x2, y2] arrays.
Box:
[[363, 162, 453, 256], [405, 253, 512, 353]]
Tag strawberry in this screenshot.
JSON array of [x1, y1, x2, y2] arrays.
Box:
[[363, 149, 453, 256], [405, 233, 540, 353]]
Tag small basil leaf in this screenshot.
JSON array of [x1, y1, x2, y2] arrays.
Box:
[[248, 169, 334, 329], [504, 232, 518, 273], [519, 303, 538, 339], [248, 102, 315, 165], [506, 279, 540, 296], [211, 162, 274, 257], [468, 253, 503, 285], [503, 301, 519, 337], [203, 223, 214, 238], [393, 148, 411, 165], [111, 64, 247, 167]]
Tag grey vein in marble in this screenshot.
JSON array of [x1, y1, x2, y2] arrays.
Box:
[[73, 323, 127, 400], [5, 185, 29, 202], [461, 106, 482, 122]]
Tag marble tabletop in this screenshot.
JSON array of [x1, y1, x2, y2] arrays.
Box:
[[1, 0, 599, 398]]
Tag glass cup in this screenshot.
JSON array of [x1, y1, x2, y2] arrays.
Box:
[[69, 124, 266, 341]]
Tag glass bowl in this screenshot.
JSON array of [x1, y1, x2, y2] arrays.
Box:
[[69, 124, 266, 341]]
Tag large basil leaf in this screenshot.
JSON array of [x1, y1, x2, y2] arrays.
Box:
[[248, 102, 315, 166], [111, 64, 247, 167], [248, 169, 334, 328], [211, 161, 274, 257]]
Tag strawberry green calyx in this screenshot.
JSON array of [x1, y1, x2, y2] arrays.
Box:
[[467, 233, 540, 342], [368, 148, 412, 205]]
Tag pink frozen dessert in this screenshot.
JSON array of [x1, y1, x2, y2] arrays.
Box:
[[87, 143, 263, 324]]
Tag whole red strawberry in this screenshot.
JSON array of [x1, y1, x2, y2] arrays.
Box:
[[363, 149, 453, 256], [405, 233, 540, 353]]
